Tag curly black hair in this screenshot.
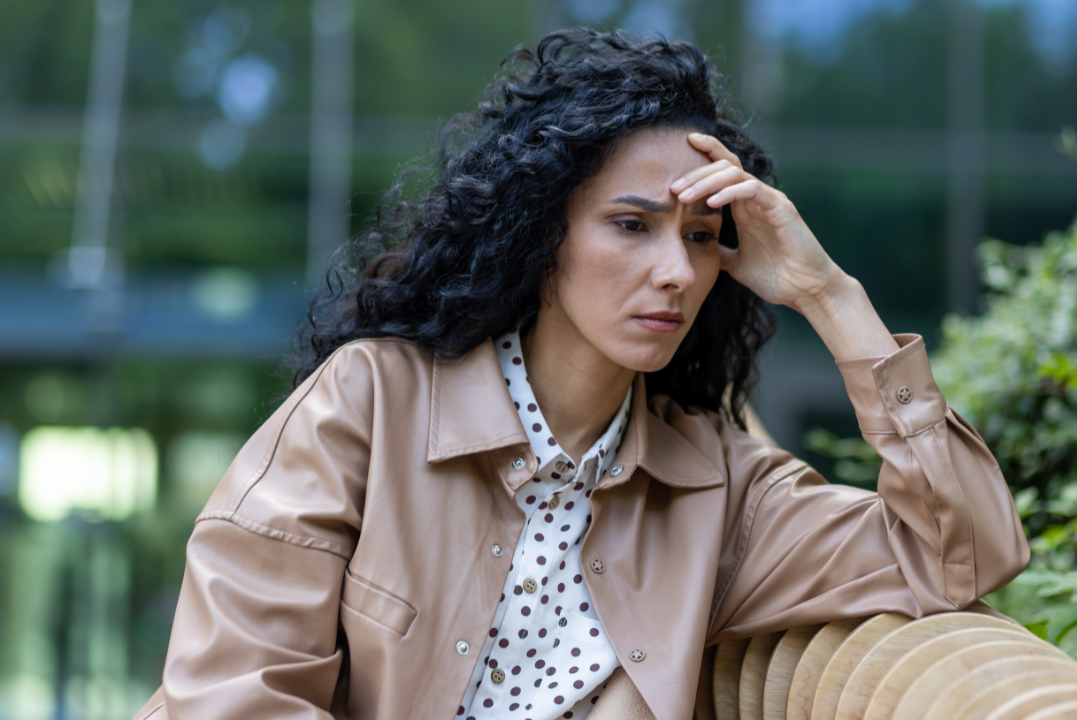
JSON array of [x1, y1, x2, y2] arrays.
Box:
[[291, 27, 777, 430]]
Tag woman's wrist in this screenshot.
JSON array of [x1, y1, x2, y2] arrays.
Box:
[[793, 271, 900, 361]]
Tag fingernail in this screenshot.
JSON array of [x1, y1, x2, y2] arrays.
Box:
[[671, 179, 686, 190], [689, 132, 705, 139]]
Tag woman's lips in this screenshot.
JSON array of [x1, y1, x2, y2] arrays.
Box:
[[633, 312, 684, 333]]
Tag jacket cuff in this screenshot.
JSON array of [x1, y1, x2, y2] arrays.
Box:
[[835, 334, 948, 438]]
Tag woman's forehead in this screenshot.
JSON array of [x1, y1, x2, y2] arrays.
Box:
[[594, 128, 712, 196]]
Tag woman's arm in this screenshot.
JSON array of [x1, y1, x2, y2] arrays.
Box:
[[146, 343, 374, 719], [671, 133, 1028, 641], [706, 334, 1029, 641]]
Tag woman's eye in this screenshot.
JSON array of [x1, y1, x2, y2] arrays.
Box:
[[615, 219, 646, 233], [686, 231, 716, 244]]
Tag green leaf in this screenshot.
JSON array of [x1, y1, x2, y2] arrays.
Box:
[[1038, 352, 1077, 387], [1025, 620, 1050, 640]]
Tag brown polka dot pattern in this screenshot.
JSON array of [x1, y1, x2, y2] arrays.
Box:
[[456, 329, 631, 720]]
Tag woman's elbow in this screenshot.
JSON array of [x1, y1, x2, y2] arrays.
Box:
[[976, 523, 1031, 597]]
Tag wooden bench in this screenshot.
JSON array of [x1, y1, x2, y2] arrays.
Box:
[[590, 601, 1077, 720]]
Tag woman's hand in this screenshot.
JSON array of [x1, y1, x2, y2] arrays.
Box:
[[671, 133, 842, 312], [672, 132, 900, 360]]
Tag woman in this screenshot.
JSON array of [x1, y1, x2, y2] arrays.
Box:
[[135, 28, 1028, 720]]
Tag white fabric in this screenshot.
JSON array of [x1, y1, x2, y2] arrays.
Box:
[[456, 329, 631, 720]]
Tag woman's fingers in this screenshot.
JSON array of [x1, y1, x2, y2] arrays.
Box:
[[707, 177, 783, 212], [671, 159, 736, 193], [675, 165, 743, 203], [677, 167, 782, 215], [687, 133, 743, 169]]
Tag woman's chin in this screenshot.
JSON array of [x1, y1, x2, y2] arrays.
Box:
[[605, 339, 680, 374]]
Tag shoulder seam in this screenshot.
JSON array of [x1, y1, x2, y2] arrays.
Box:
[[197, 511, 353, 559], [224, 338, 416, 511], [224, 352, 341, 510]]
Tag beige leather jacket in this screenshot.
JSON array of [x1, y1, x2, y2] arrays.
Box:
[[135, 333, 1029, 720]]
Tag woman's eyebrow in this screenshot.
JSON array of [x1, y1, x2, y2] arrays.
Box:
[[608, 195, 673, 213], [608, 195, 721, 216]]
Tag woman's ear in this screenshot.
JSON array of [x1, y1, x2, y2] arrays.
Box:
[[718, 205, 738, 249]]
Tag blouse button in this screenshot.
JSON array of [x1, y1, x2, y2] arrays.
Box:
[[491, 669, 506, 684], [629, 648, 646, 662], [512, 457, 525, 470], [590, 558, 606, 574], [610, 465, 624, 477], [456, 640, 470, 655], [897, 386, 913, 404], [556, 461, 569, 473], [491, 544, 503, 557], [548, 496, 561, 510], [523, 578, 538, 593]]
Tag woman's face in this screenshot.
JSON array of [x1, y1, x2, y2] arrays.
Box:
[[543, 126, 724, 373]]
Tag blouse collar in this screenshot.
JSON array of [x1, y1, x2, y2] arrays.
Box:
[[493, 328, 631, 480], [425, 337, 725, 491]]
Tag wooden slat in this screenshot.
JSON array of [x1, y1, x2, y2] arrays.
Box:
[[713, 638, 751, 720], [835, 612, 1019, 720], [786, 617, 865, 720], [921, 656, 1077, 720], [893, 642, 1071, 720], [762, 624, 825, 720], [863, 627, 1034, 720], [1023, 698, 1077, 720], [810, 614, 911, 720], [739, 632, 784, 720], [982, 684, 1077, 720], [955, 670, 1077, 720]]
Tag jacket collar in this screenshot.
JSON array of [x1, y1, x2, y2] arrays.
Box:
[[428, 338, 724, 489]]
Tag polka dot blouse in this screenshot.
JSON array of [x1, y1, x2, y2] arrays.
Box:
[[455, 329, 632, 720]]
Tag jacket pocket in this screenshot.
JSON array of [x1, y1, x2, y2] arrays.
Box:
[[341, 569, 417, 637]]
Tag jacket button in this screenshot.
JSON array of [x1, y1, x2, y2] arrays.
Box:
[[897, 386, 912, 404], [548, 496, 561, 510], [556, 461, 569, 473], [629, 648, 646, 662], [590, 558, 605, 574], [491, 668, 506, 684], [491, 544, 503, 557], [512, 457, 526, 469], [456, 640, 470, 655], [523, 578, 538, 593], [610, 465, 624, 477]]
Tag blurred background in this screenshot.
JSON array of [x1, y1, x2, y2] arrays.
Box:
[[0, 0, 1075, 717]]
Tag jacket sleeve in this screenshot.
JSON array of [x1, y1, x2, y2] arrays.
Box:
[[151, 344, 373, 719], [707, 334, 1029, 643]]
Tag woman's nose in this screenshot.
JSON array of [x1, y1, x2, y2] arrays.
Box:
[[650, 228, 696, 291]]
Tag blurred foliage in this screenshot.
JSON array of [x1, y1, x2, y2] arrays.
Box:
[[932, 217, 1077, 522], [803, 427, 881, 487]]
